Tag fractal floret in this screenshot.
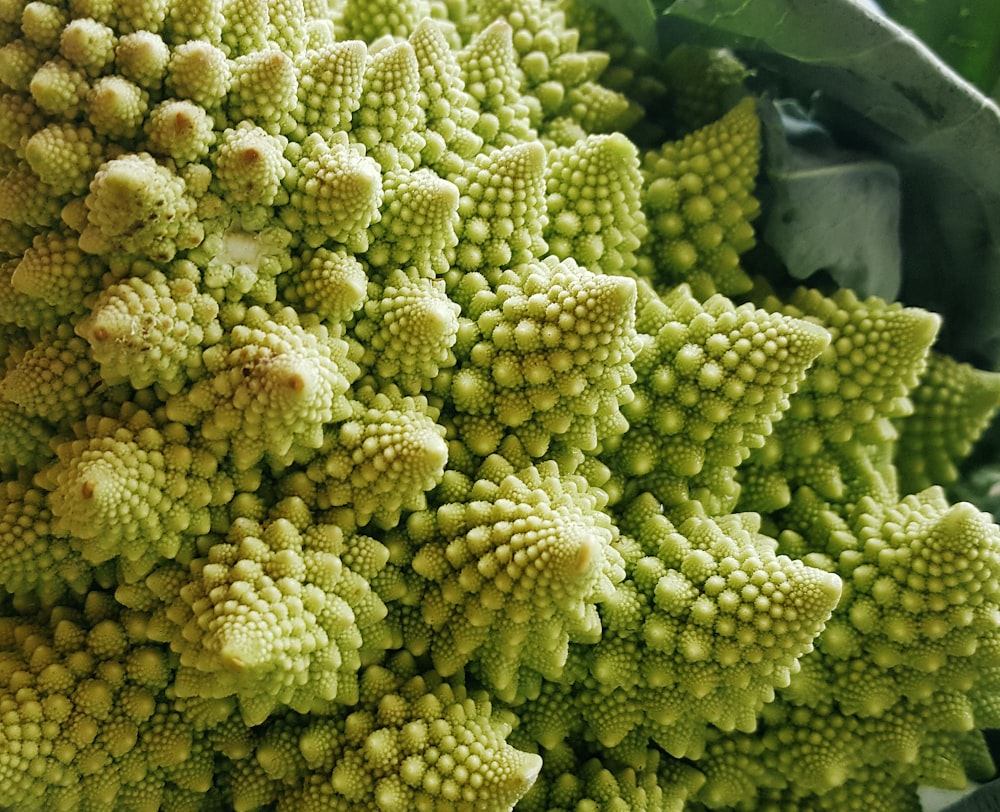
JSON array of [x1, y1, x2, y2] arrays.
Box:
[[1, 0, 1000, 811]]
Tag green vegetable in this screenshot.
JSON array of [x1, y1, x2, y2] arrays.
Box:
[[1, 1, 1000, 810]]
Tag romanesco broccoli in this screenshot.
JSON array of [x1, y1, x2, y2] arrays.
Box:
[[1, 1, 1000, 810]]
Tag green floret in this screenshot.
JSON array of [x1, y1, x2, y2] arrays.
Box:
[[187, 205, 295, 304], [450, 254, 639, 457], [687, 726, 772, 809], [639, 97, 761, 298], [116, 0, 171, 35], [834, 490, 1000, 705], [114, 31, 171, 90], [145, 98, 217, 164], [354, 269, 461, 394], [75, 262, 223, 394], [779, 287, 940, 447], [0, 370, 57, 474], [0, 92, 46, 158], [166, 0, 225, 48], [304, 383, 449, 528], [50, 0, 113, 28], [452, 140, 548, 273], [78, 152, 204, 262], [291, 39, 366, 143], [544, 131, 647, 273], [20, 2, 68, 51], [230, 657, 542, 812], [661, 45, 751, 135], [365, 166, 460, 275], [0, 480, 96, 604], [24, 122, 105, 196], [37, 401, 231, 579], [280, 245, 368, 324], [210, 122, 291, 207], [165, 305, 359, 470], [281, 131, 383, 251], [220, 0, 272, 56], [351, 39, 426, 172], [165, 40, 232, 108], [403, 455, 625, 702], [553, 79, 643, 141], [261, 0, 310, 56], [606, 284, 829, 514], [337, 0, 431, 44], [0, 593, 229, 812], [408, 17, 483, 176], [227, 48, 299, 135], [59, 17, 117, 76], [740, 287, 941, 510], [464, 0, 621, 141], [736, 488, 1000, 809], [0, 327, 104, 426], [9, 226, 106, 321], [0, 165, 65, 230], [457, 19, 536, 149], [520, 495, 840, 764], [29, 57, 89, 117], [0, 218, 33, 259], [85, 75, 149, 139], [0, 38, 44, 93], [125, 497, 393, 726], [515, 742, 705, 812], [917, 728, 997, 794], [894, 351, 1000, 493], [716, 698, 994, 810], [0, 263, 53, 332]]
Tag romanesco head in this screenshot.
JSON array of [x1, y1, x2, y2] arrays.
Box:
[[0, 1, 997, 811]]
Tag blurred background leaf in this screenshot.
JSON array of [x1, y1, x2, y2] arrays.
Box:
[[876, 0, 1000, 96]]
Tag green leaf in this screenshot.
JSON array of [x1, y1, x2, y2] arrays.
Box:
[[877, 0, 1000, 94], [760, 99, 902, 301]]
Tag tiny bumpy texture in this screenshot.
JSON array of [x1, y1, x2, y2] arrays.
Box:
[[1, 0, 1000, 811]]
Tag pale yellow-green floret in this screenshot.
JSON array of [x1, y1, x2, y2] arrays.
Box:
[[365, 166, 460, 275], [405, 455, 626, 702], [120, 498, 394, 726], [280, 245, 368, 323], [228, 656, 543, 812], [450, 254, 639, 457], [78, 152, 204, 261], [164, 305, 359, 470], [606, 282, 830, 514], [87, 75, 149, 139], [544, 130, 647, 273], [0, 594, 224, 812], [452, 139, 548, 272], [305, 384, 450, 528], [36, 402, 228, 579], [353, 268, 461, 394], [9, 226, 106, 320], [738, 287, 942, 511], [281, 131, 384, 250], [514, 495, 841, 766], [0, 329, 104, 425], [75, 263, 223, 394], [895, 351, 1000, 493], [639, 96, 761, 298]]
